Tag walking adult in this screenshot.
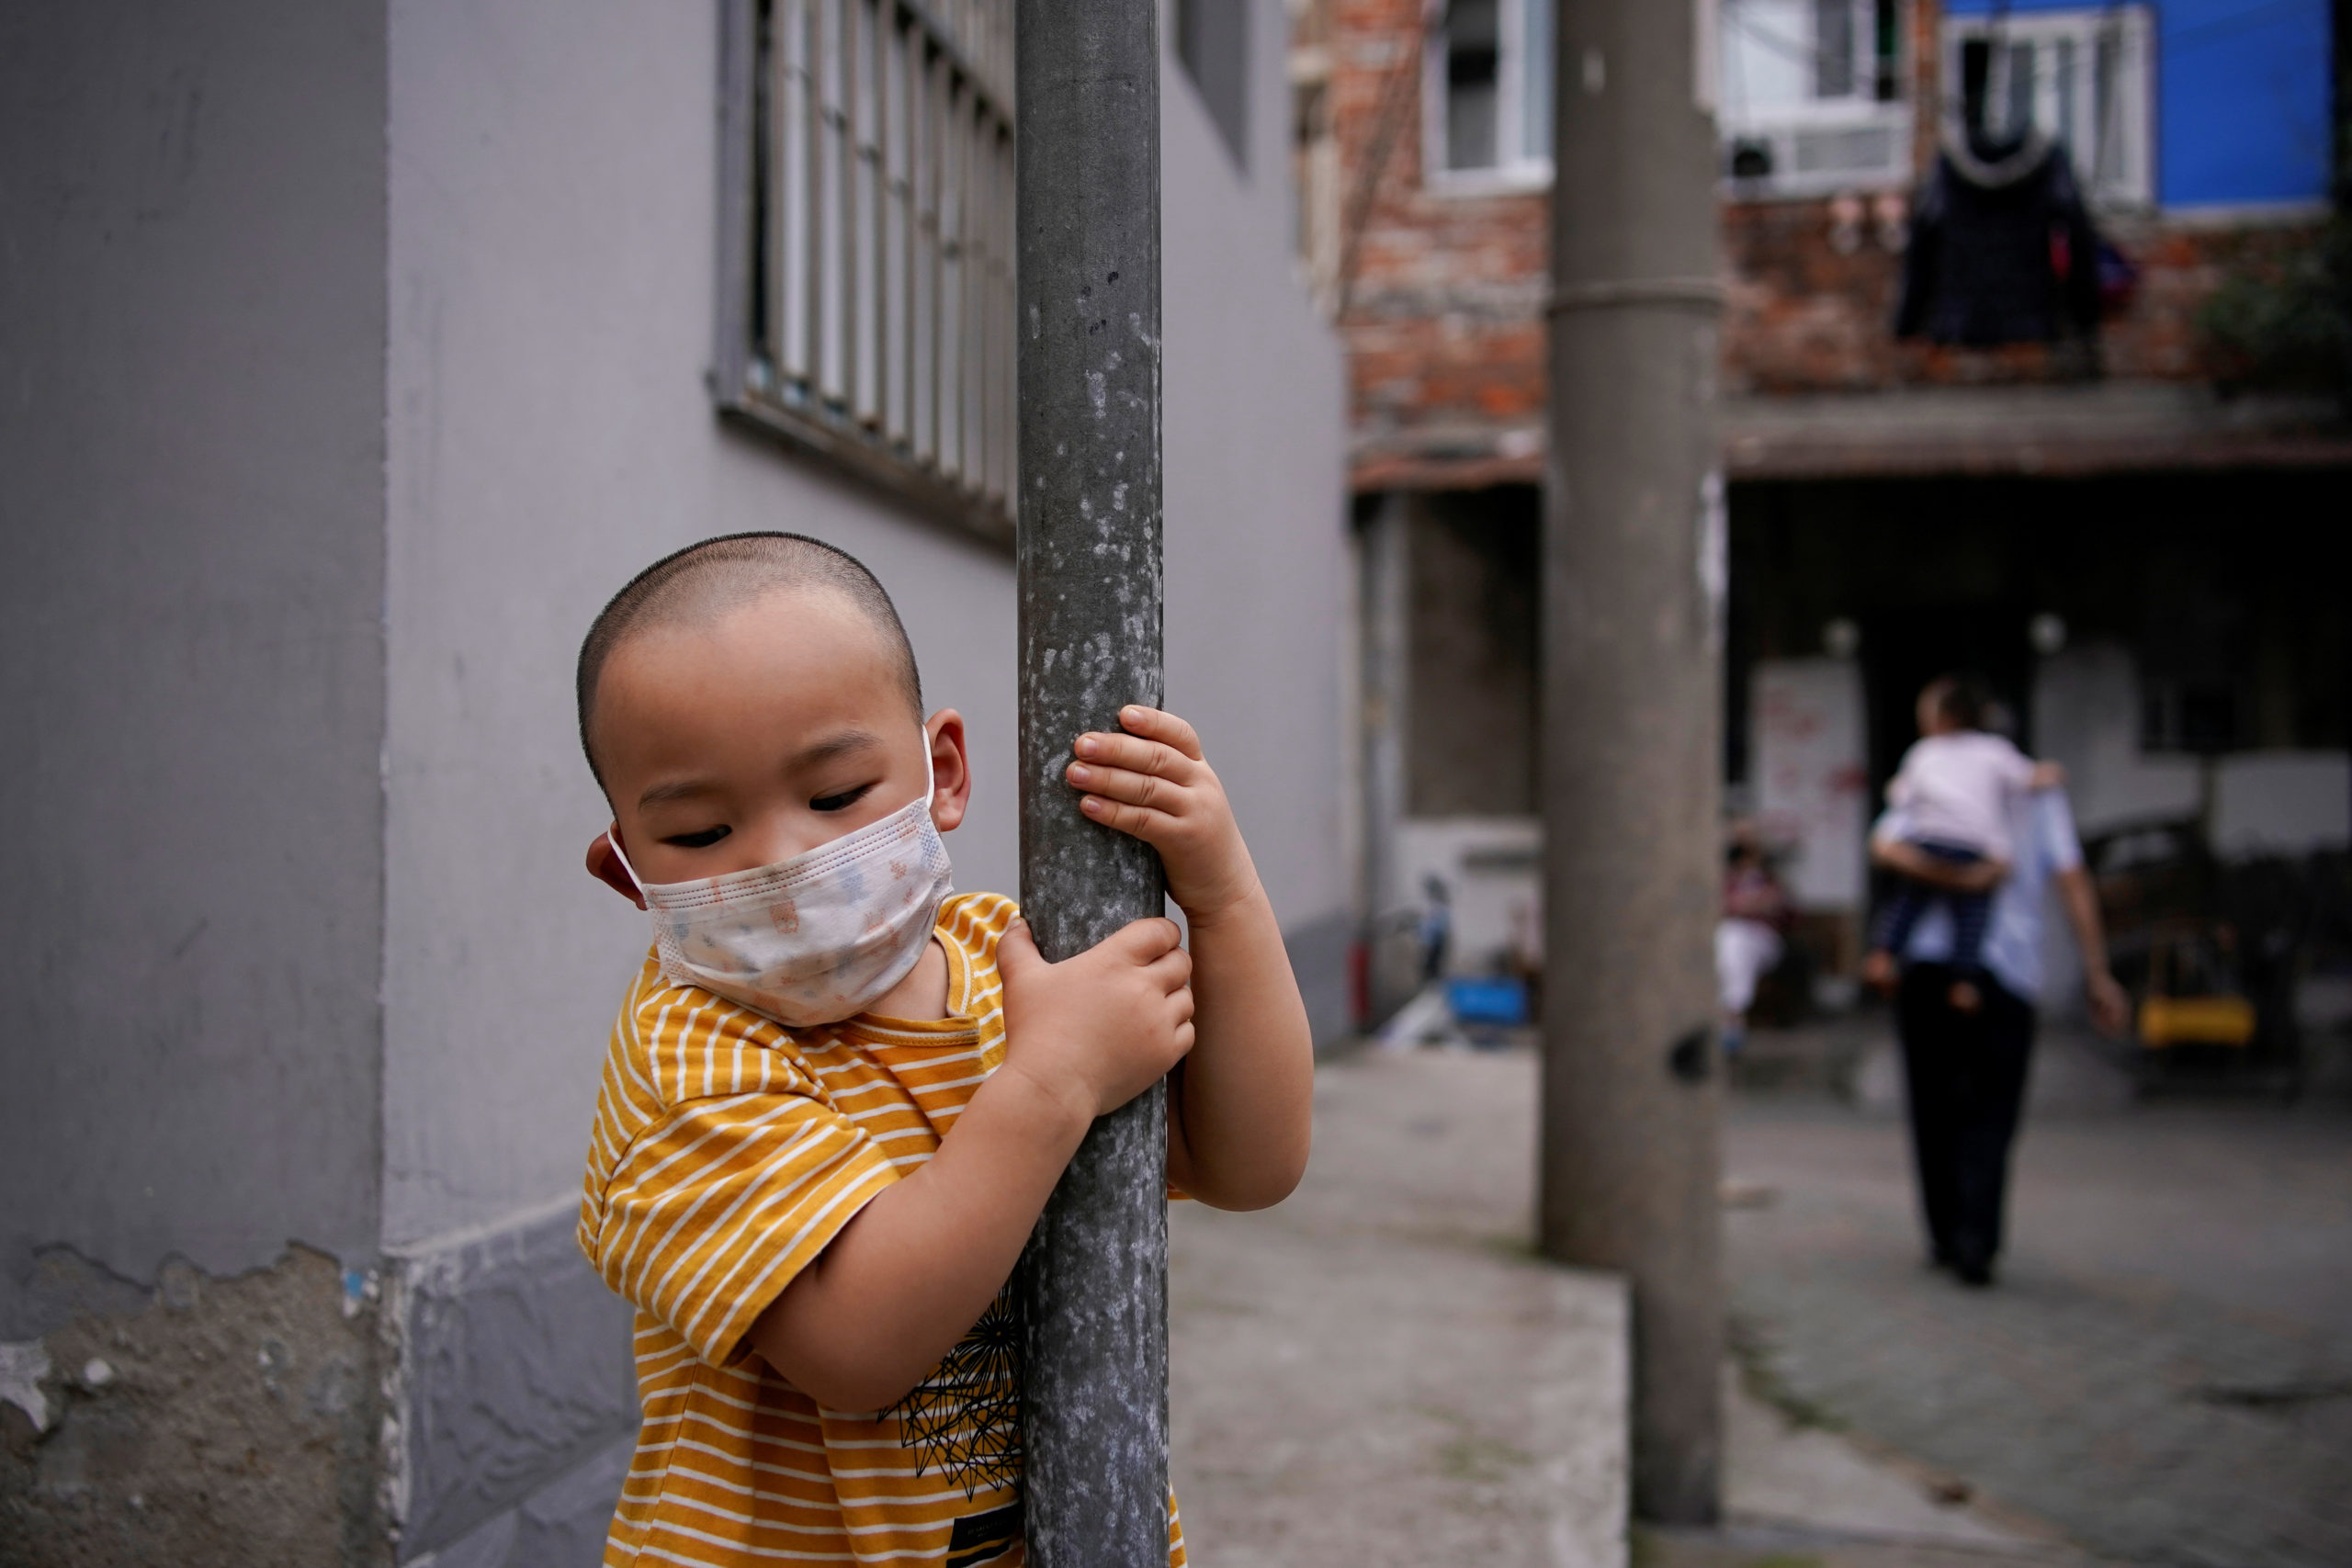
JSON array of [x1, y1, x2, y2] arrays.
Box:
[[1871, 754, 2130, 1287]]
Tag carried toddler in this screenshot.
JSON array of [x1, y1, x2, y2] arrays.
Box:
[[1863, 676, 2061, 1012]]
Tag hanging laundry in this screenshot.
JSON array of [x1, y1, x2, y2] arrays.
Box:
[[1894, 130, 2104, 347]]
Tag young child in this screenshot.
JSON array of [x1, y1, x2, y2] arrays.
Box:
[[571, 532, 1313, 1567], [1862, 676, 2062, 1012]]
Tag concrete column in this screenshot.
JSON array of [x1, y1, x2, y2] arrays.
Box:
[[1541, 0, 1727, 1527], [1012, 0, 1170, 1562]]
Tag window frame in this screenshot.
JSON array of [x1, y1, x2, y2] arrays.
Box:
[[1422, 0, 1555, 195], [713, 0, 1018, 548], [1717, 0, 1916, 200], [1939, 6, 2154, 210]]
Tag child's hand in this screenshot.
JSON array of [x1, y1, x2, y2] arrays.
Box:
[[1066, 705, 1261, 925], [995, 917, 1194, 1124], [2030, 761, 2066, 791]]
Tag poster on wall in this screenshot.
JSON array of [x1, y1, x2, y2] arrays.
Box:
[[1752, 658, 1867, 913]]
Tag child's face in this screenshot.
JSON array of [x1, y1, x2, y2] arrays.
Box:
[[587, 588, 967, 896], [1917, 690, 1955, 737]]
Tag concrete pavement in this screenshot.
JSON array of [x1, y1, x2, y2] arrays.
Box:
[[1170, 1044, 2128, 1567], [1726, 1027, 2352, 1568], [1170, 1049, 1628, 1567]]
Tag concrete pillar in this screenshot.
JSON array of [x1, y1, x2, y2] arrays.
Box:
[[1541, 0, 1727, 1527]]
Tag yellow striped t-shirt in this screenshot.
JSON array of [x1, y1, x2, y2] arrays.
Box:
[[578, 891, 1183, 1566]]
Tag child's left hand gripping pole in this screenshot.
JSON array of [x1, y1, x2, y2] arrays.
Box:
[[1012, 0, 1171, 1563]]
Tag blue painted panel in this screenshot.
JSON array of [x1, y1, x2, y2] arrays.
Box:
[[1940, 0, 2333, 207]]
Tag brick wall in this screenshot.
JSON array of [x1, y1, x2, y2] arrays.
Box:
[[1331, 0, 1551, 485], [1319, 0, 2331, 488], [1723, 198, 2326, 395]]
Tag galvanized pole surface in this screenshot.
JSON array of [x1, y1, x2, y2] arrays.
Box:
[[1012, 1, 1169, 1563], [1541, 0, 1727, 1527]]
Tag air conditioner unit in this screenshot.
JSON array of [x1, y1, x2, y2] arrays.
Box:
[[1724, 104, 1916, 197]]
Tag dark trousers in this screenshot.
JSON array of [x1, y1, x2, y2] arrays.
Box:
[[1896, 963, 2035, 1272], [1871, 841, 1993, 974]]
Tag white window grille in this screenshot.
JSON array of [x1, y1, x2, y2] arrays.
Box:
[[716, 0, 1018, 543], [1941, 6, 2153, 209], [1719, 0, 1914, 197], [1424, 0, 1553, 186]]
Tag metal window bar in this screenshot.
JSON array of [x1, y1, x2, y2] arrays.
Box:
[[726, 0, 1017, 545]]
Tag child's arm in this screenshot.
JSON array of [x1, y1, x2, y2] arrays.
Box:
[[1067, 705, 1315, 1212], [2030, 761, 2066, 790], [1871, 833, 2006, 892], [747, 918, 1193, 1412]]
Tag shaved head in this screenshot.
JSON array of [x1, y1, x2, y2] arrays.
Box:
[[577, 532, 922, 792]]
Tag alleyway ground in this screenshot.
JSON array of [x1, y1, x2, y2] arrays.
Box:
[[1172, 1039, 2352, 1568], [1725, 1027, 2352, 1568], [1169, 1051, 1627, 1568]]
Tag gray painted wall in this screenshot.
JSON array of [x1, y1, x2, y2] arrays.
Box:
[[381, 0, 1346, 1249], [0, 0, 390, 1335], [380, 0, 1023, 1250], [1, 0, 1343, 1551], [1162, 0, 1351, 944]]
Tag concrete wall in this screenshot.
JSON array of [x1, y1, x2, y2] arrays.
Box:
[[380, 0, 1023, 1256], [1161, 0, 1353, 1039], [1394, 818, 1543, 979], [1, 0, 1345, 1552], [2030, 645, 2203, 836], [378, 0, 1347, 1249], [1402, 491, 1540, 818], [0, 3, 391, 1556], [0, 0, 390, 1332]]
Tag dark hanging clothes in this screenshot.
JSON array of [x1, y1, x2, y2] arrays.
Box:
[[1895, 131, 2104, 347]]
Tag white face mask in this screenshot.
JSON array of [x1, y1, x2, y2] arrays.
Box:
[[606, 739, 955, 1026]]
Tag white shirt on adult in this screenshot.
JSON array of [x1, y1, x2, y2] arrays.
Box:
[[1879, 786, 2085, 1008]]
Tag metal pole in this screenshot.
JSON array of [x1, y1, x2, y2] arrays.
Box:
[[1541, 0, 1726, 1527], [1012, 1, 1169, 1562]]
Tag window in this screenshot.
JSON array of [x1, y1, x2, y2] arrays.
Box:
[[1176, 0, 1250, 169], [715, 0, 1017, 543], [1719, 0, 1913, 196], [1425, 0, 1552, 185], [1943, 6, 2153, 208]]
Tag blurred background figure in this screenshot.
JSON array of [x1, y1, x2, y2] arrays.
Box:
[[1419, 872, 1453, 985], [1717, 830, 1792, 1057], [1870, 684, 2129, 1286]]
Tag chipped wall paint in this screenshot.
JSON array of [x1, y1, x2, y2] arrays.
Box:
[[0, 1248, 387, 1565], [0, 1343, 52, 1434]]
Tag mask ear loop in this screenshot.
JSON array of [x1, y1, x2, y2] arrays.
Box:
[[604, 829, 649, 897]]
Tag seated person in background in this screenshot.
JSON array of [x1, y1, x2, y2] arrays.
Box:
[[1862, 675, 2062, 1013], [1716, 833, 1790, 1056]]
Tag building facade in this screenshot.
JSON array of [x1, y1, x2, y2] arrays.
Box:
[[1, 0, 1346, 1559], [1302, 0, 2348, 1016]]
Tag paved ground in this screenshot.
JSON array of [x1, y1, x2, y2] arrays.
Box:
[[1724, 1026, 2352, 1568], [1169, 1050, 1628, 1568], [1170, 1045, 2116, 1568]]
